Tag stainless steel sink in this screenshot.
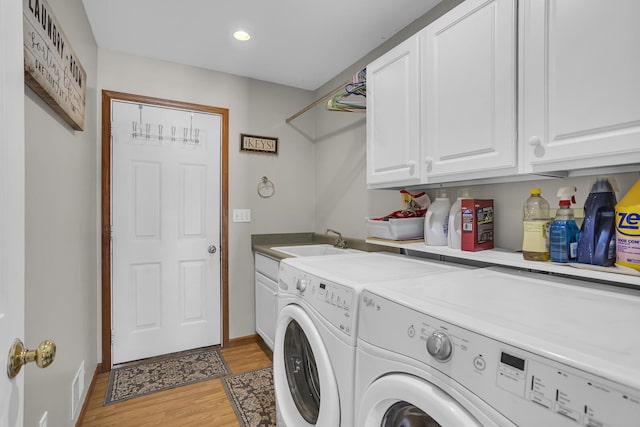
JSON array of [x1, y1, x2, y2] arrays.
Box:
[[270, 244, 361, 257]]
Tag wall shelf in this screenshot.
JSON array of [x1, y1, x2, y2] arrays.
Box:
[[366, 239, 640, 289]]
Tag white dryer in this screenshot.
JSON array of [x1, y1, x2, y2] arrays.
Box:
[[355, 267, 640, 427], [274, 252, 474, 427]]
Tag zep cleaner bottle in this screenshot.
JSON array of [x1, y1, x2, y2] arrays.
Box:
[[615, 179, 640, 271]]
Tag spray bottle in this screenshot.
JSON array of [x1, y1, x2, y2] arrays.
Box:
[[549, 186, 580, 263]]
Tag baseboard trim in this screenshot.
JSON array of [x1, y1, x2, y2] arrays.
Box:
[[226, 334, 262, 348], [75, 362, 102, 427], [226, 334, 273, 361]]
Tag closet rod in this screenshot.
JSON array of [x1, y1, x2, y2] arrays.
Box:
[[286, 80, 351, 124]]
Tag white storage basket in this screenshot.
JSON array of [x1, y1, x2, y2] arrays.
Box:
[[365, 216, 424, 240]]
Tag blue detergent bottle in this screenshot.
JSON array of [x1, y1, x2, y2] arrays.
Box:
[[549, 186, 580, 263], [577, 178, 617, 266]]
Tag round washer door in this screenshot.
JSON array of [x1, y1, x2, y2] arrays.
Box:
[[274, 304, 340, 427], [358, 374, 482, 427]]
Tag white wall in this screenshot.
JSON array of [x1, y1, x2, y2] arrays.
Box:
[[23, 0, 98, 425], [312, 0, 464, 236], [97, 50, 316, 339]]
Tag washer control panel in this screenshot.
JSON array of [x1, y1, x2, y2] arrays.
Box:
[[279, 264, 355, 336], [359, 290, 640, 427]]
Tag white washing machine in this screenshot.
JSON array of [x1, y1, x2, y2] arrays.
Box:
[[273, 252, 474, 427], [355, 266, 640, 427]]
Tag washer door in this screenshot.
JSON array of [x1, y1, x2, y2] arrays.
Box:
[[359, 374, 482, 427], [274, 304, 340, 427]]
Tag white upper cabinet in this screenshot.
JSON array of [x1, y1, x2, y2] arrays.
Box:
[[421, 0, 517, 183], [521, 0, 640, 174], [367, 35, 421, 188], [366, 0, 640, 189]]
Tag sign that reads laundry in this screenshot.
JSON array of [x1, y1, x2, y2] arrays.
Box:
[[23, 0, 86, 130], [240, 134, 278, 154]]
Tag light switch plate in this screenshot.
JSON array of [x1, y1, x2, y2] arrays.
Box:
[[232, 209, 251, 222]]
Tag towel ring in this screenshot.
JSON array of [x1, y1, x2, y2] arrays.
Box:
[[257, 176, 275, 198]]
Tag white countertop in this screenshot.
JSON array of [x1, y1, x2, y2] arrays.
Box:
[[366, 238, 640, 288]]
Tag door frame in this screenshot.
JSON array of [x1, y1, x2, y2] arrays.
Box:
[[100, 90, 229, 372]]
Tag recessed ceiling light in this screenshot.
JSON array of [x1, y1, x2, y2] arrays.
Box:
[[233, 30, 251, 41]]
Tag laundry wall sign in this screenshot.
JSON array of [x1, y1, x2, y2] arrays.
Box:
[[23, 0, 86, 131]]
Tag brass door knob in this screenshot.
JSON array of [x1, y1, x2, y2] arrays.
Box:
[[7, 338, 56, 379]]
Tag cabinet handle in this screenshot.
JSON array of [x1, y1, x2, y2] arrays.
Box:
[[408, 160, 416, 175], [424, 157, 433, 168], [528, 136, 542, 147]]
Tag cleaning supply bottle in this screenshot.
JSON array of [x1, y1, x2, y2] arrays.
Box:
[[577, 177, 617, 266], [522, 188, 550, 261], [424, 189, 450, 246], [615, 178, 640, 271], [447, 188, 470, 249], [549, 186, 580, 263]]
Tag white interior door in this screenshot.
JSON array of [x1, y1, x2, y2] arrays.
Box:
[[0, 0, 25, 423], [111, 101, 221, 364]]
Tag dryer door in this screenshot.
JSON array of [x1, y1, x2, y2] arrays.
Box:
[[274, 304, 340, 427], [359, 374, 482, 427]]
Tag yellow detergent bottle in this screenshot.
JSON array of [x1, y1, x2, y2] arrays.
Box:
[[615, 179, 640, 271]]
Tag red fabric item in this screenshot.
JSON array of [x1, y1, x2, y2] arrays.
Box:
[[371, 208, 427, 221]]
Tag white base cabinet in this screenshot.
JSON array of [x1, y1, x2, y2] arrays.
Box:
[[254, 253, 279, 350]]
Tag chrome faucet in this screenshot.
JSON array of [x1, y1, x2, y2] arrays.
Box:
[[326, 229, 347, 249]]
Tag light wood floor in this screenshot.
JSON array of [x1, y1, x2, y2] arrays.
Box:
[[80, 339, 273, 426]]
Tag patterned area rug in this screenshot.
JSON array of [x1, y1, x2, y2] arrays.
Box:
[[104, 347, 230, 405], [222, 367, 276, 427]]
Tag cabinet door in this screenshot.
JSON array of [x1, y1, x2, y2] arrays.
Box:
[[367, 35, 421, 188], [522, 0, 640, 173], [421, 0, 517, 182], [255, 272, 277, 350]]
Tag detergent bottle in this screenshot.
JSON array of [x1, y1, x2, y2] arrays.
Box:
[[424, 189, 450, 246], [522, 188, 550, 261], [549, 186, 580, 263], [577, 177, 617, 266], [447, 188, 470, 249], [615, 178, 640, 271]]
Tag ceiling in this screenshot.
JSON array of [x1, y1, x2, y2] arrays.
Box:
[[82, 0, 442, 91]]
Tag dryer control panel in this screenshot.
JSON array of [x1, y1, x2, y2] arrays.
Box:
[[279, 264, 355, 337], [495, 350, 640, 427], [359, 290, 640, 427]]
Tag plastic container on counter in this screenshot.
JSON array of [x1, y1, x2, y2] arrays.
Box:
[[577, 177, 617, 266], [424, 189, 450, 246], [366, 217, 425, 241], [615, 178, 640, 271], [522, 188, 550, 261]]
